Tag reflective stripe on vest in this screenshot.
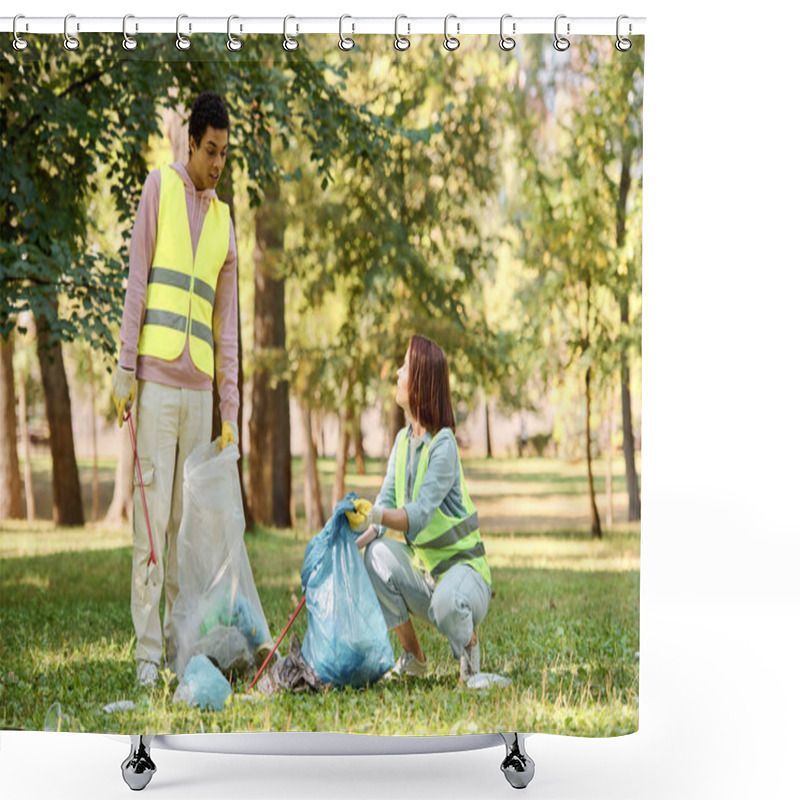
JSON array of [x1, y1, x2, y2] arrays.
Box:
[[137, 166, 230, 378], [395, 427, 491, 586]]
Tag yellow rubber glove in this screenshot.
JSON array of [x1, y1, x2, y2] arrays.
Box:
[[345, 498, 373, 531], [220, 420, 238, 451], [112, 365, 137, 427]]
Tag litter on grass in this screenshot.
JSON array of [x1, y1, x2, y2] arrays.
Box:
[[172, 654, 232, 711], [103, 700, 136, 713], [466, 672, 512, 690]]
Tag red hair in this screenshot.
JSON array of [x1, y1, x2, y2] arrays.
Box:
[[407, 334, 456, 435]]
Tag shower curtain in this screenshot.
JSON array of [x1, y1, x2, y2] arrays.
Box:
[[1, 25, 643, 740]]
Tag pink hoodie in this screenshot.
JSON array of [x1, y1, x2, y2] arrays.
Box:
[[118, 163, 239, 423]]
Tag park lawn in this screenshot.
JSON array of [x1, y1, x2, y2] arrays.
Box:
[[0, 523, 639, 737]]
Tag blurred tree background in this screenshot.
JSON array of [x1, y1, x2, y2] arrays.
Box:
[[1, 33, 643, 539]]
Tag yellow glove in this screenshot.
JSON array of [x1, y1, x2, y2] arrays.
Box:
[[112, 365, 137, 427], [220, 420, 238, 451], [345, 498, 373, 531]]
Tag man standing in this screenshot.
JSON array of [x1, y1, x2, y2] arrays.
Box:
[[112, 92, 239, 687]]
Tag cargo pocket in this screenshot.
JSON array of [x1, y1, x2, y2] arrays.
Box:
[[133, 459, 154, 488]]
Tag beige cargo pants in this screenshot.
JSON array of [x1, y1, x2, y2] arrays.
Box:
[[131, 380, 212, 668]]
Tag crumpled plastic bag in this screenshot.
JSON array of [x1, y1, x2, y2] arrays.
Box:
[[171, 442, 273, 679], [466, 672, 512, 690], [173, 654, 231, 711], [256, 633, 324, 695], [300, 493, 395, 687], [193, 626, 254, 680]]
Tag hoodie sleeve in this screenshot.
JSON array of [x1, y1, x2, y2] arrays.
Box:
[[119, 170, 160, 371], [213, 217, 240, 424]]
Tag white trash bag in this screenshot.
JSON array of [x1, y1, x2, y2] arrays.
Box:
[[171, 441, 273, 680]]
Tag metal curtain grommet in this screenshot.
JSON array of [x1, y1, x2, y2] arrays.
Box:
[[176, 14, 191, 50], [443, 13, 460, 51], [499, 13, 515, 51], [12, 14, 28, 51], [122, 14, 138, 51], [616, 14, 632, 51], [553, 14, 570, 51], [339, 14, 355, 51], [227, 15, 242, 51], [394, 14, 410, 51], [64, 13, 79, 51], [283, 15, 299, 51]]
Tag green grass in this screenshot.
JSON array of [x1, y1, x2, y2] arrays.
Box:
[[0, 457, 639, 737]]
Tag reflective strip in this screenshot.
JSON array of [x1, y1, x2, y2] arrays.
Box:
[[148, 267, 191, 292], [193, 277, 215, 306], [413, 512, 479, 549], [191, 320, 214, 348], [430, 541, 487, 579], [143, 309, 187, 333]]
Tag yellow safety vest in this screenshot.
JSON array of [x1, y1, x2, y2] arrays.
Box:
[[137, 165, 230, 379], [395, 427, 491, 586]]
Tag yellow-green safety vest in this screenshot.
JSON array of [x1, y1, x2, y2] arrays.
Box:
[[137, 165, 230, 379], [395, 427, 491, 586]]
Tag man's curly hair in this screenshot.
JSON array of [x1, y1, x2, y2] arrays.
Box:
[[188, 92, 230, 148]]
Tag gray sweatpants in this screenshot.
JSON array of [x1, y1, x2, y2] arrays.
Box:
[[364, 537, 491, 658]]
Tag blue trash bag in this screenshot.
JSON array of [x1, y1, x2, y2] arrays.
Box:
[[172, 654, 232, 711], [300, 493, 395, 687]]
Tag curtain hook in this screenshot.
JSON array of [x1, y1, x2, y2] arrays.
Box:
[[176, 14, 191, 51], [227, 15, 242, 51], [499, 14, 516, 51], [553, 14, 570, 52], [64, 13, 79, 51], [616, 15, 632, 51], [283, 15, 299, 51], [12, 14, 28, 51], [394, 14, 410, 51], [443, 13, 460, 51], [339, 14, 355, 51], [122, 14, 138, 51]]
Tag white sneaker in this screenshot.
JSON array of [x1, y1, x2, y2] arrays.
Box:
[[136, 661, 159, 688], [389, 650, 428, 678], [460, 638, 480, 683]]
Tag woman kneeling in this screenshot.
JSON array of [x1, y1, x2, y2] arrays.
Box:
[[354, 334, 491, 683]]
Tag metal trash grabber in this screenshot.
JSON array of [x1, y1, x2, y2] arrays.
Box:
[[247, 595, 306, 692], [124, 409, 158, 585]]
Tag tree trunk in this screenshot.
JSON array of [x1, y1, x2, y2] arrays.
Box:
[[332, 370, 353, 512], [19, 371, 36, 520], [354, 414, 366, 476], [249, 187, 292, 528], [215, 168, 254, 531], [585, 366, 602, 540], [620, 296, 641, 521], [390, 400, 405, 443], [605, 389, 615, 529], [249, 208, 274, 527], [301, 401, 324, 533], [35, 316, 84, 526], [484, 392, 493, 458], [616, 142, 641, 522], [313, 410, 325, 458], [88, 348, 99, 522], [105, 429, 134, 525], [271, 363, 292, 528], [0, 333, 24, 519]]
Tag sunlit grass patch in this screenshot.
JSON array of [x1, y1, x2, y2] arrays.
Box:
[[0, 520, 131, 558]]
